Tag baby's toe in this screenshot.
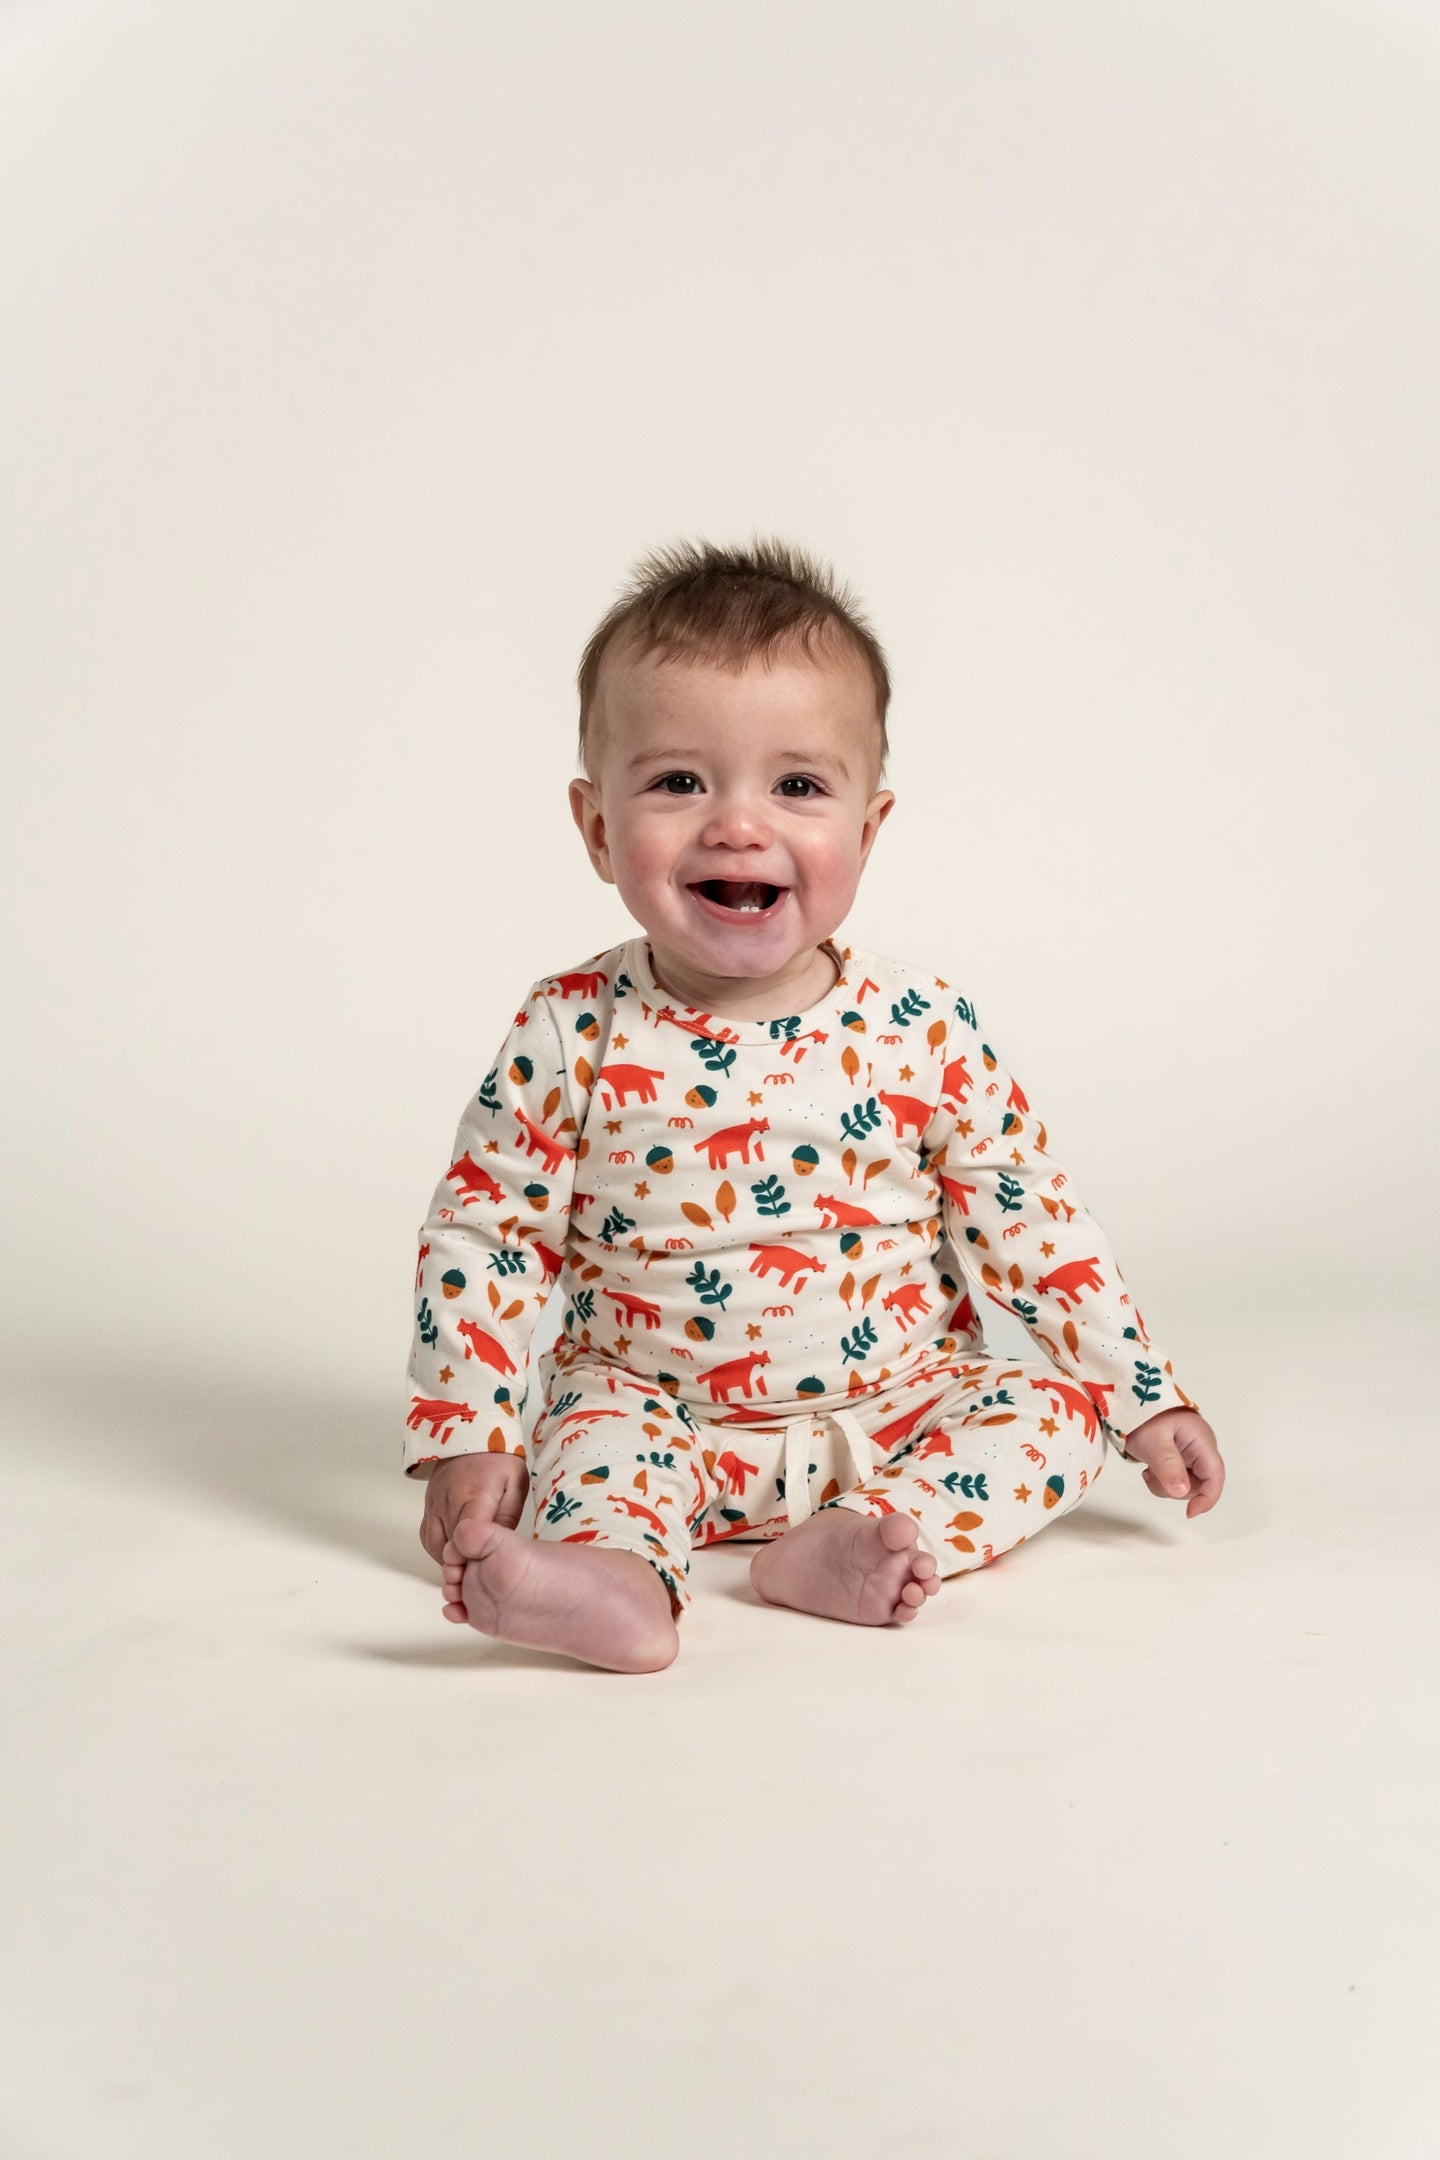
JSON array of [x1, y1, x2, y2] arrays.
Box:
[[877, 1513, 919, 1553], [899, 1580, 926, 1607], [912, 1552, 936, 1580]]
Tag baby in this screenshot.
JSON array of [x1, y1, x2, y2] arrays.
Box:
[[405, 538, 1224, 1672]]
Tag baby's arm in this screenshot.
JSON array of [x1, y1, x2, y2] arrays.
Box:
[[927, 995, 1198, 1457], [403, 985, 581, 1501]]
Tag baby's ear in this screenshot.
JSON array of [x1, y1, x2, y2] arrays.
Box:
[[568, 778, 614, 883]]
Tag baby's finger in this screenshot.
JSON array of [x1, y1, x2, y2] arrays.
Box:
[[1185, 1453, 1226, 1516], [1144, 1444, 1191, 1499]]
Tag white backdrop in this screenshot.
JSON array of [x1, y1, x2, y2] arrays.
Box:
[[5, 2, 1437, 1395], [5, 12, 1440, 2160]]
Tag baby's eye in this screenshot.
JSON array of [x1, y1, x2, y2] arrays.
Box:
[[776, 774, 824, 798], [653, 772, 702, 794]]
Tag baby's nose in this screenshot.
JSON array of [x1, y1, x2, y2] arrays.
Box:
[[700, 793, 772, 847]]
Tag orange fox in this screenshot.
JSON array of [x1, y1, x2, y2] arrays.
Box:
[[598, 1062, 666, 1107], [936, 1172, 976, 1217], [867, 1393, 944, 1452], [406, 1396, 477, 1441], [748, 1242, 826, 1290], [1032, 1256, 1105, 1312], [882, 1282, 933, 1329], [602, 1287, 663, 1330], [698, 1349, 771, 1403], [695, 1116, 769, 1169], [447, 1151, 504, 1207], [609, 1494, 669, 1535], [456, 1318, 517, 1375], [877, 1089, 932, 1139], [514, 1106, 574, 1176], [1028, 1374, 1106, 1442], [548, 969, 608, 999], [939, 1055, 974, 1105], [813, 1192, 880, 1228]]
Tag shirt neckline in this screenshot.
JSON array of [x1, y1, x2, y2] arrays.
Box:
[[624, 936, 857, 1046]]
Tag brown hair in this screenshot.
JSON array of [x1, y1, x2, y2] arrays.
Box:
[[576, 537, 891, 778]]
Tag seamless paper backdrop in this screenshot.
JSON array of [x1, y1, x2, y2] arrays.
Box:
[[2, 0, 1436, 1390]]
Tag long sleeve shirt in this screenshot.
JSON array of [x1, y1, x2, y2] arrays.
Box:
[[402, 935, 1196, 1473]]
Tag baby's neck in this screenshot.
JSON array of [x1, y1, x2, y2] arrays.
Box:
[[645, 939, 840, 1021]]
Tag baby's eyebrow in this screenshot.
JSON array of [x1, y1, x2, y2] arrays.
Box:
[[774, 748, 850, 779], [626, 747, 851, 779]]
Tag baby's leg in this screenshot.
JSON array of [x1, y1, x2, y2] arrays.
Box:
[[831, 1356, 1110, 1586], [444, 1368, 717, 1672]]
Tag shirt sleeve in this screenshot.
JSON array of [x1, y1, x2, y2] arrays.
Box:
[[924, 991, 1198, 1457], [402, 987, 580, 1476]]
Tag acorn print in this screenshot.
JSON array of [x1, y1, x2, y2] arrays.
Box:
[[791, 1143, 819, 1176], [508, 1054, 534, 1084], [574, 1012, 600, 1041], [441, 1268, 466, 1300], [796, 1375, 826, 1396], [840, 1230, 864, 1259], [684, 1315, 716, 1342], [646, 1144, 674, 1174], [685, 1083, 717, 1110], [981, 1043, 997, 1073], [840, 1010, 865, 1031], [523, 1182, 550, 1211], [1043, 1475, 1066, 1509]]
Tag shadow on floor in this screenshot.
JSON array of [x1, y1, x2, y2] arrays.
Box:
[[2, 1345, 428, 1580]]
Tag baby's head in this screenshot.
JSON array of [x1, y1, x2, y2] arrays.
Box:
[[569, 539, 895, 1001]]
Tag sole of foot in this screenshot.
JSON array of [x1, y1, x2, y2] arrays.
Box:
[[442, 1517, 679, 1674], [749, 1507, 941, 1626]]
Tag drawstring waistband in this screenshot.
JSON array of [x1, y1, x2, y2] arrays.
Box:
[[783, 1406, 876, 1528]]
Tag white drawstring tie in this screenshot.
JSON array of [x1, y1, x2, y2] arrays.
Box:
[[783, 1405, 877, 1528]]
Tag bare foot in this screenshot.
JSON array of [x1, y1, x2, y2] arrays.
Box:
[[440, 1519, 679, 1674], [750, 1507, 941, 1626]]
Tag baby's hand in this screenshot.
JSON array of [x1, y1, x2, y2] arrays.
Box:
[[419, 1454, 530, 1619], [1121, 1408, 1224, 1518]]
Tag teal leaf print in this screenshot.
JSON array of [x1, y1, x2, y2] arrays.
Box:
[[840, 1096, 882, 1144], [548, 1390, 581, 1421], [477, 1069, 501, 1115], [571, 1288, 596, 1323], [767, 1015, 803, 1041], [995, 1172, 1024, 1216], [939, 1470, 990, 1500], [1009, 1297, 1039, 1325], [417, 1297, 438, 1347], [690, 1036, 737, 1077], [599, 1206, 635, 1244], [544, 1487, 582, 1525], [1132, 1361, 1163, 1407], [953, 994, 978, 1029], [889, 988, 931, 1028], [685, 1262, 733, 1309], [751, 1174, 791, 1217], [841, 1317, 879, 1363], [487, 1248, 528, 1276]]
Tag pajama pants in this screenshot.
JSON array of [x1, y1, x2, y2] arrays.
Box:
[[526, 1344, 1111, 1618]]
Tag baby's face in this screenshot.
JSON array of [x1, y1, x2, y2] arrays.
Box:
[[569, 638, 893, 998]]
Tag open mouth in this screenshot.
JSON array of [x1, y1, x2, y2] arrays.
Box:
[[690, 879, 784, 915]]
